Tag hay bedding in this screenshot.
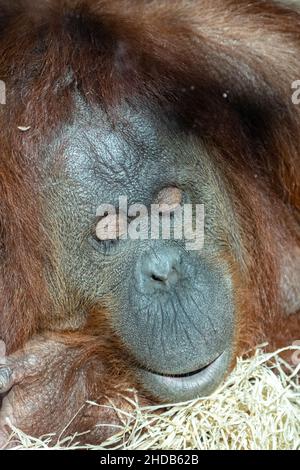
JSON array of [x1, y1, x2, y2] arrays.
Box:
[[4, 346, 299, 450]]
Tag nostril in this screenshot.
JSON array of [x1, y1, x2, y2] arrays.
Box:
[[150, 266, 179, 285], [138, 248, 182, 292], [151, 273, 168, 283]]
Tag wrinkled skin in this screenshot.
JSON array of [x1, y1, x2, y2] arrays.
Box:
[[0, 337, 145, 448], [42, 105, 236, 401]]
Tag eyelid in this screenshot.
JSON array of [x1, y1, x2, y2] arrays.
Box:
[[92, 186, 184, 248], [89, 236, 119, 255], [95, 212, 127, 241], [154, 186, 183, 213]]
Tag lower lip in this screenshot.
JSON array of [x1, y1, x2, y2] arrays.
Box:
[[138, 351, 230, 402]]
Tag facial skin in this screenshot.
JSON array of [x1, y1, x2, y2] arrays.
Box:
[[42, 100, 237, 402]]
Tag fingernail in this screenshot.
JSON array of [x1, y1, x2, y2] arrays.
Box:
[[0, 367, 12, 391], [0, 341, 6, 358]]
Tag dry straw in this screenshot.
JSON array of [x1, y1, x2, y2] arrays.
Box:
[[5, 346, 300, 450]]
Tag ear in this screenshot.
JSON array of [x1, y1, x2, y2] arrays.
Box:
[[280, 245, 300, 316]]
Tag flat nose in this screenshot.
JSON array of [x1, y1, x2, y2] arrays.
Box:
[[137, 248, 182, 292]]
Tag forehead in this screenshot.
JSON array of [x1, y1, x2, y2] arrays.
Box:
[[66, 103, 168, 174], [48, 99, 198, 192]]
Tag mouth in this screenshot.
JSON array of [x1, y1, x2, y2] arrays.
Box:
[[137, 350, 230, 402]]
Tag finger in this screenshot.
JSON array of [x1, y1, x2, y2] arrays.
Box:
[[0, 341, 6, 360], [0, 367, 13, 394], [0, 428, 10, 450], [0, 341, 29, 392]]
